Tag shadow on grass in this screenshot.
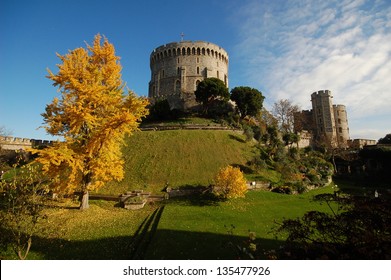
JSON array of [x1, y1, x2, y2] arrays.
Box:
[[334, 176, 391, 198], [145, 229, 284, 259], [25, 229, 283, 260], [2, 209, 284, 260], [231, 163, 254, 174], [32, 235, 135, 260], [129, 206, 165, 259], [0, 225, 135, 260], [168, 192, 222, 207], [229, 134, 245, 143], [3, 206, 166, 260]]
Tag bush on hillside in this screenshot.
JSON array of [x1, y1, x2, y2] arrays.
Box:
[[213, 165, 247, 199], [271, 185, 292, 194], [145, 99, 186, 122]]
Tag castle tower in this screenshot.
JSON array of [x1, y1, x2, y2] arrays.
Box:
[[311, 90, 338, 147], [333, 104, 350, 148], [148, 41, 229, 110], [294, 90, 350, 149]]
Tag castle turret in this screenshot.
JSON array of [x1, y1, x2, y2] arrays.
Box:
[[333, 104, 350, 148]]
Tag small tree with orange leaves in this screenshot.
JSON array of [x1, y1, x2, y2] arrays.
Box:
[[35, 35, 148, 210], [213, 166, 247, 199]]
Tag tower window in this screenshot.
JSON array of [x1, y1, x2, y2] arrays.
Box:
[[197, 67, 200, 74]]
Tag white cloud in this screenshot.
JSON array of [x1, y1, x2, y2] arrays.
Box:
[[233, 0, 391, 139]]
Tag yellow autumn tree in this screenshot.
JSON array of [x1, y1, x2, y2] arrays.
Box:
[[213, 165, 247, 199], [34, 34, 148, 210]]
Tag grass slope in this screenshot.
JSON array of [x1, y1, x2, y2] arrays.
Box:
[[102, 130, 256, 194]]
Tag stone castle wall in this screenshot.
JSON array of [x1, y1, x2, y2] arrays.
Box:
[[0, 136, 53, 150], [148, 41, 229, 110]]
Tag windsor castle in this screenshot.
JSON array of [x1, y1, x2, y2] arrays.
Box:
[[147, 40, 357, 149], [2, 40, 365, 151]]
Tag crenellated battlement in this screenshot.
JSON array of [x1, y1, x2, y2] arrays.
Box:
[[0, 136, 54, 150]]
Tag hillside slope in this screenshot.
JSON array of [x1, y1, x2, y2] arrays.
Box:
[[102, 130, 255, 194]]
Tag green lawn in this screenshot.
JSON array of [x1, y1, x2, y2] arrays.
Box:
[[145, 185, 335, 259], [0, 199, 156, 260], [1, 186, 335, 260]]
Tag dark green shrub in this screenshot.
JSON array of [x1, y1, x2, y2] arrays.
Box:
[[271, 185, 292, 194]]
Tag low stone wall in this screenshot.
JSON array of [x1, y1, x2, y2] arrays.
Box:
[[166, 182, 270, 198], [246, 181, 271, 190], [140, 124, 241, 132], [166, 186, 211, 198]]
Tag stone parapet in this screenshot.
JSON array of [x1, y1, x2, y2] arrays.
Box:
[[0, 136, 53, 150]]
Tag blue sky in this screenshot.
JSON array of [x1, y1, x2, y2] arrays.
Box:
[[1, 0, 390, 140]]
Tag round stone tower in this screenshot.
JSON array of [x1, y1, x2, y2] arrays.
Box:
[[333, 104, 350, 148], [148, 41, 229, 111]]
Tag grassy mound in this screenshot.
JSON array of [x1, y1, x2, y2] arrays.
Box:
[[102, 130, 256, 194]]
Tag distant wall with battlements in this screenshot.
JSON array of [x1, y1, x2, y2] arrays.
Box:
[[0, 136, 54, 151]]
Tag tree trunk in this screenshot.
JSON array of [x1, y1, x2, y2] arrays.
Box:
[[79, 190, 89, 210], [80, 162, 91, 210], [17, 236, 32, 260], [331, 150, 337, 174]]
